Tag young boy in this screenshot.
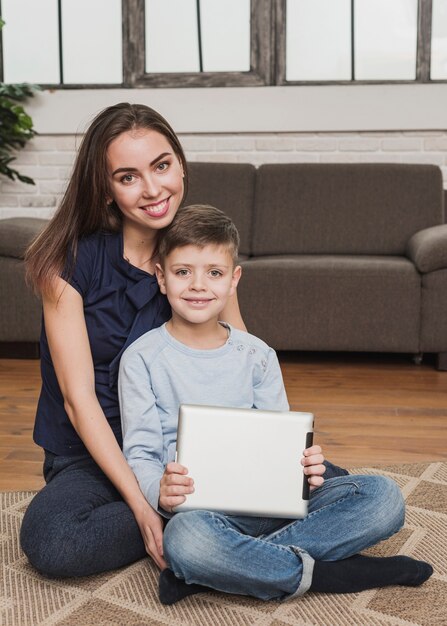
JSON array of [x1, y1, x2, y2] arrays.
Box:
[[118, 204, 432, 605]]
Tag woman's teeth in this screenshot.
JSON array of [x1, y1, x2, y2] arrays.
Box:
[[142, 198, 168, 214]]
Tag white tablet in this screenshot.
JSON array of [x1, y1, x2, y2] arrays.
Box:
[[173, 404, 314, 519]]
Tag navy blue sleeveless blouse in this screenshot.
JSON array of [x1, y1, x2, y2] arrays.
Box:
[[33, 231, 171, 456]]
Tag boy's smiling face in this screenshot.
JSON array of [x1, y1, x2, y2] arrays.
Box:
[[156, 244, 241, 326]]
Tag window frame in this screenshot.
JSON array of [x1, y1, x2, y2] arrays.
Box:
[[124, 0, 272, 87], [0, 0, 124, 88], [0, 0, 445, 88], [0, 0, 271, 88], [276, 0, 438, 86]]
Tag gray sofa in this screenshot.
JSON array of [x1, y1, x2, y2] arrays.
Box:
[[1, 162, 447, 368]]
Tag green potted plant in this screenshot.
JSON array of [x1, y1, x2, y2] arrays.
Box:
[[0, 17, 38, 185]]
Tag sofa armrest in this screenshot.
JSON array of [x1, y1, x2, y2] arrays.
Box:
[[406, 224, 447, 273], [0, 218, 48, 260]]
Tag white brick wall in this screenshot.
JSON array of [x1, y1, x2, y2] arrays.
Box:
[[1, 130, 446, 219]]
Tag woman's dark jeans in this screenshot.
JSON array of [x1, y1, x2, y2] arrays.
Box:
[[20, 451, 147, 577], [20, 452, 347, 578]]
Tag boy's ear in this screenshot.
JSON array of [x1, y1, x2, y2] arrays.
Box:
[[155, 263, 167, 294], [229, 265, 242, 295]]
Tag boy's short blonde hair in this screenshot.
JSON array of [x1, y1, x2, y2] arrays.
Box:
[[159, 204, 240, 265]]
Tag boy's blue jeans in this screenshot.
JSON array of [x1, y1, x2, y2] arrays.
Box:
[[20, 451, 403, 596], [163, 474, 405, 601]]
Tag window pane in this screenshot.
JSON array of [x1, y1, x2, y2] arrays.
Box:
[[200, 0, 250, 72], [2, 0, 60, 83], [145, 0, 200, 72], [431, 0, 447, 79], [355, 0, 418, 80], [286, 0, 351, 81], [61, 0, 122, 84]]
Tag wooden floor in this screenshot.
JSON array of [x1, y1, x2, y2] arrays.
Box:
[[0, 353, 446, 492]]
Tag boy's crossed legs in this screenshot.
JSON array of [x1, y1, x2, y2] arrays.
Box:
[[160, 474, 432, 604]]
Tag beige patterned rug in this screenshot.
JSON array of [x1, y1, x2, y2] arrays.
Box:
[[1, 462, 446, 626]]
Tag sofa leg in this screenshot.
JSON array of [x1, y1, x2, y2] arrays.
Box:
[[437, 352, 447, 371], [412, 352, 423, 365]]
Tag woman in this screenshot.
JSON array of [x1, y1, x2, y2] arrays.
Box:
[[21, 102, 343, 579], [21, 103, 247, 576]]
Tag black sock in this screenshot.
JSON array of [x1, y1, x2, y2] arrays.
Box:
[[310, 555, 433, 594], [159, 568, 209, 605]]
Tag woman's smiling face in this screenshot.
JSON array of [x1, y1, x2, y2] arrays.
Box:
[[107, 128, 184, 233]]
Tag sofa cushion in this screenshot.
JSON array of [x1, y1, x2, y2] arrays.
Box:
[[184, 162, 256, 256], [0, 256, 42, 341], [0, 218, 48, 259], [238, 255, 421, 352], [252, 164, 444, 256], [420, 269, 447, 352], [406, 224, 447, 273]]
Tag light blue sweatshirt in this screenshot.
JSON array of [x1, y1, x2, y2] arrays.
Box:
[[118, 322, 289, 515]]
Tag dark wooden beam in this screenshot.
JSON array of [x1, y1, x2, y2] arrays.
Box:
[[122, 0, 145, 88], [273, 0, 286, 85], [416, 0, 432, 81]]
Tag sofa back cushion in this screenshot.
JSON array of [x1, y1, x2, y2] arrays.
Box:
[[252, 164, 444, 256], [184, 162, 256, 256], [0, 218, 48, 260]]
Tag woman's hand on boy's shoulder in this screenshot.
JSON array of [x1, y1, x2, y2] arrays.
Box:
[[301, 445, 325, 490], [159, 462, 195, 513]]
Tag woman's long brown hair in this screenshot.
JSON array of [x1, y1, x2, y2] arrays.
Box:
[[25, 103, 188, 295]]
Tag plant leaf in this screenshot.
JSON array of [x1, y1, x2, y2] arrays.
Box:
[[0, 77, 37, 185]]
